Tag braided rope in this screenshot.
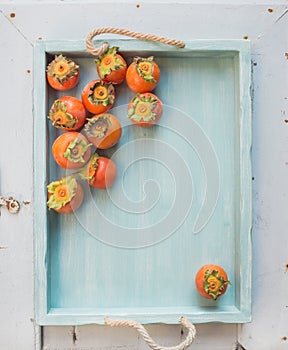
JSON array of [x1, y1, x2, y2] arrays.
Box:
[[86, 27, 185, 56], [104, 316, 196, 350]]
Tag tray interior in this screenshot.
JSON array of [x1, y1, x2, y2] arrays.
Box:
[[35, 40, 251, 324]]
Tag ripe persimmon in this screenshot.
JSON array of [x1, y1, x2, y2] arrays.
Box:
[[48, 96, 86, 131], [52, 132, 92, 169], [127, 92, 163, 128], [126, 56, 160, 93], [95, 46, 127, 84], [87, 153, 117, 189], [84, 113, 122, 149], [46, 55, 79, 91], [195, 264, 231, 300], [81, 80, 115, 114], [47, 176, 84, 214]]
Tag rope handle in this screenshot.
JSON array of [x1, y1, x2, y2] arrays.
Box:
[[104, 316, 196, 350], [86, 27, 185, 56]]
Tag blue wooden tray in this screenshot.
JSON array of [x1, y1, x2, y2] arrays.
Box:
[[34, 39, 252, 325]]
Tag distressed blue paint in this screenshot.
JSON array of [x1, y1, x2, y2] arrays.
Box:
[[34, 39, 251, 325]]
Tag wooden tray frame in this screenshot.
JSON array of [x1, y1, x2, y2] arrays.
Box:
[[34, 39, 252, 325]]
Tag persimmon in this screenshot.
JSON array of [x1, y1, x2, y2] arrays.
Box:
[[87, 153, 117, 189], [46, 54, 79, 91], [47, 176, 84, 214], [52, 132, 92, 169], [126, 56, 160, 93], [95, 46, 127, 84], [127, 92, 163, 128], [81, 80, 115, 114], [84, 113, 122, 149], [195, 264, 231, 300], [48, 96, 86, 131]]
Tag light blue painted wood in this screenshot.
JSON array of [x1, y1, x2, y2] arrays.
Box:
[[34, 39, 251, 325]]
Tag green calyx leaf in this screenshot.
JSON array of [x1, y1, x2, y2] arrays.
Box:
[[47, 176, 77, 210], [95, 46, 125, 78], [84, 116, 112, 138], [87, 153, 100, 181], [88, 81, 115, 106], [63, 137, 92, 163], [135, 56, 156, 83], [203, 269, 231, 300], [48, 99, 77, 129], [46, 54, 79, 85], [128, 94, 158, 122]]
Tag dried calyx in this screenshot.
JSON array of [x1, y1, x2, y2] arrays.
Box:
[[48, 99, 77, 129], [88, 81, 115, 106], [128, 94, 158, 122], [63, 138, 91, 163], [87, 153, 100, 181], [95, 46, 125, 77], [204, 269, 231, 300], [47, 176, 77, 210], [85, 116, 112, 138], [47, 55, 79, 84], [134, 56, 155, 82]]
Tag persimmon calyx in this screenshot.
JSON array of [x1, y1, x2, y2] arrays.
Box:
[[85, 116, 112, 139], [87, 153, 100, 181], [46, 55, 79, 84], [95, 46, 125, 77], [134, 56, 156, 83], [48, 99, 77, 129], [128, 94, 158, 122], [203, 269, 231, 300], [63, 138, 91, 163], [88, 81, 115, 106], [47, 176, 77, 210]]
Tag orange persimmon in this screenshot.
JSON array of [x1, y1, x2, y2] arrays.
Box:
[[84, 113, 122, 149], [126, 56, 160, 93], [47, 177, 84, 214], [195, 264, 231, 300], [52, 132, 92, 169], [46, 54, 79, 91]]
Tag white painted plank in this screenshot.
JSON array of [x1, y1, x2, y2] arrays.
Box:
[[0, 9, 35, 350], [0, 3, 287, 45], [239, 8, 288, 350], [43, 323, 237, 349]]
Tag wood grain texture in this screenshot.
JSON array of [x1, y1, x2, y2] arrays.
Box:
[[34, 39, 251, 325]]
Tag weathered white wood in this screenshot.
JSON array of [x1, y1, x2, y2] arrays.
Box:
[[0, 8, 36, 350], [0, 1, 288, 349], [238, 6, 288, 350], [43, 323, 237, 349]]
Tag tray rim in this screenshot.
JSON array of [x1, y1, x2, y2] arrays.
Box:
[[34, 38, 252, 325]]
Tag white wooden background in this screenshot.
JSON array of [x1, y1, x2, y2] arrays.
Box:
[[0, 1, 287, 349]]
